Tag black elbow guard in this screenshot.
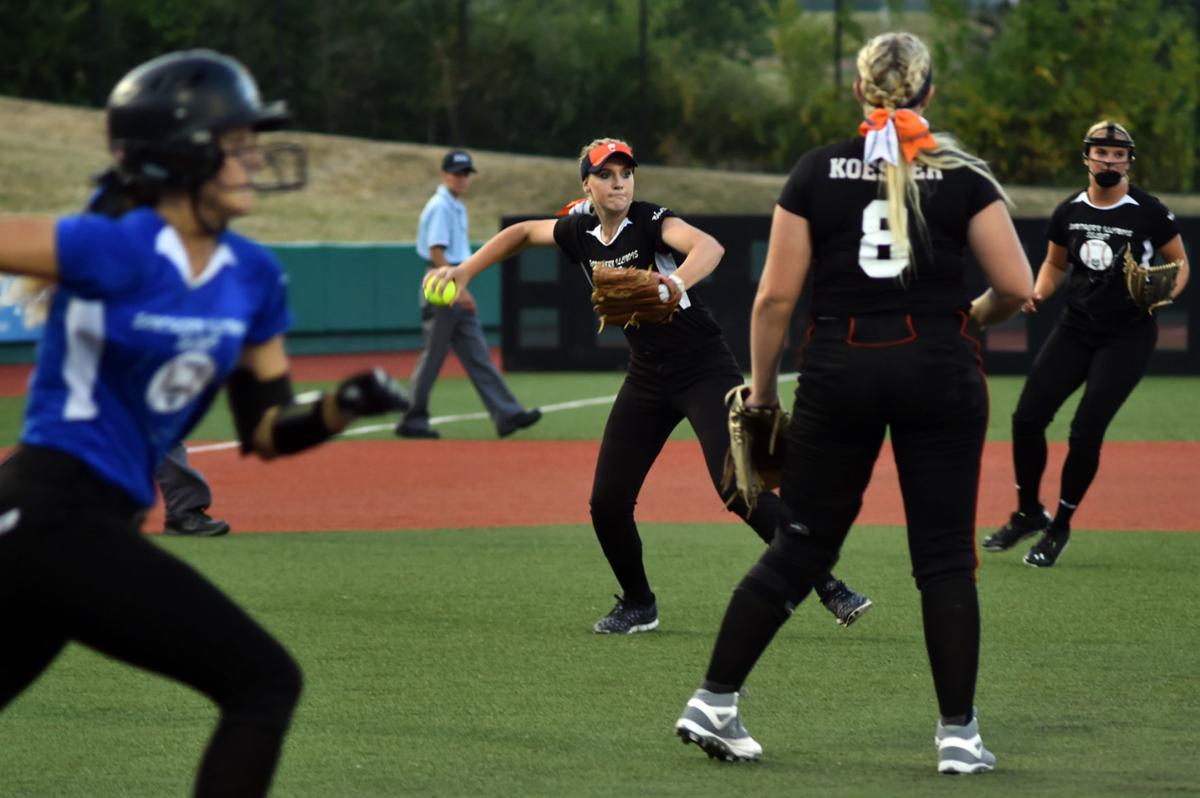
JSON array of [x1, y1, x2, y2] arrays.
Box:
[[227, 369, 295, 454], [270, 400, 336, 455], [226, 368, 340, 456]]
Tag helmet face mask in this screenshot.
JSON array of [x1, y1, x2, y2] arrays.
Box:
[[218, 139, 307, 193], [107, 49, 304, 193], [1081, 121, 1135, 162]]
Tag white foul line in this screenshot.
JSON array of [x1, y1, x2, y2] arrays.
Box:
[[184, 392, 620, 454], [183, 374, 796, 456]]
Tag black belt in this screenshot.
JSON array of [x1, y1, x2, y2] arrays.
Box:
[[808, 312, 969, 346]]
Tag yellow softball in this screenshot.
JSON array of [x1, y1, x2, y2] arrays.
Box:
[[424, 277, 458, 306]]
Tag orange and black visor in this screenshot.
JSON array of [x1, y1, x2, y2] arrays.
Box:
[[580, 142, 638, 180]]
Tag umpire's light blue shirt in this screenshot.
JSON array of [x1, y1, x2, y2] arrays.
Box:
[[416, 185, 471, 265]]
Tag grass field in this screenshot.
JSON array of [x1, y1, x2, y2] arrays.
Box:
[[2, 373, 1196, 446], [0, 373, 1197, 796]]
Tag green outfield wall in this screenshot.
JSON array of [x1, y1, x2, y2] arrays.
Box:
[[0, 226, 1195, 375], [0, 243, 502, 363], [267, 243, 501, 355]]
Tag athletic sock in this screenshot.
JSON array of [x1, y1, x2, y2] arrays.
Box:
[[1052, 500, 1076, 530]]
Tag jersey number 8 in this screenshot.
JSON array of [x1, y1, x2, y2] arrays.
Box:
[[858, 199, 909, 278]]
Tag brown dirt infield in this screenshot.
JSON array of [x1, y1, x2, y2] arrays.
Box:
[[137, 438, 1195, 534], [1, 358, 1194, 534]]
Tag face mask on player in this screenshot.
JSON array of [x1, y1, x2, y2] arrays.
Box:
[[1092, 169, 1123, 188]]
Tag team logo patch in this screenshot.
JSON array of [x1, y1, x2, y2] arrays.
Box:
[[1079, 239, 1113, 271], [0, 507, 20, 536], [145, 351, 217, 413]]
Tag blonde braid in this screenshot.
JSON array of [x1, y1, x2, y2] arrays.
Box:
[[856, 33, 1010, 272]]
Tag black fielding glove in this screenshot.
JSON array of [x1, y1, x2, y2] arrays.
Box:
[[335, 368, 410, 416]]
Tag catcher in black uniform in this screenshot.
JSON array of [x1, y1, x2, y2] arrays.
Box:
[[425, 138, 871, 634], [674, 32, 1033, 771], [984, 121, 1189, 568]]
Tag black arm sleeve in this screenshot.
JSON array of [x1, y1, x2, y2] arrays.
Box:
[[226, 368, 295, 454], [227, 367, 404, 457], [225, 368, 340, 456]]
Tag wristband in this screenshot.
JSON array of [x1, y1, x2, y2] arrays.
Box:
[[669, 274, 686, 294]]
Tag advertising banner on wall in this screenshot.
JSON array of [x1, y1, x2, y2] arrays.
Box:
[[0, 277, 45, 342]]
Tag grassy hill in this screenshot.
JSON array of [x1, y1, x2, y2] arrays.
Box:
[[4, 95, 1199, 243]]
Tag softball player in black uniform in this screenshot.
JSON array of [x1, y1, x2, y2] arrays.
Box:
[[426, 138, 870, 634], [984, 122, 1189, 567], [0, 51, 405, 796], [674, 32, 1033, 771]]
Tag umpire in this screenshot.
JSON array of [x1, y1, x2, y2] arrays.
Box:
[[984, 121, 1189, 567], [395, 150, 541, 439]]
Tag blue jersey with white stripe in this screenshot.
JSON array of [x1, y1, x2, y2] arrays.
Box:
[[20, 208, 291, 507]]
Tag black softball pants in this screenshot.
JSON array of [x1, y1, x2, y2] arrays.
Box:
[[589, 342, 781, 605], [0, 446, 302, 798], [703, 315, 987, 719], [1011, 320, 1157, 516]]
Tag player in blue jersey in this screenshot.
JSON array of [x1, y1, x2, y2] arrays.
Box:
[[0, 50, 407, 797]]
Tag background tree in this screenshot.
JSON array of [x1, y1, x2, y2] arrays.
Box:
[[2, 0, 1198, 190], [932, 0, 1200, 190]]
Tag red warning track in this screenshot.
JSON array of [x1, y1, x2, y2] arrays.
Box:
[[1, 359, 1194, 534], [141, 438, 1195, 533]]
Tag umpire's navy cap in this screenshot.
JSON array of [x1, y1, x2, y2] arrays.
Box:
[[441, 150, 477, 174]]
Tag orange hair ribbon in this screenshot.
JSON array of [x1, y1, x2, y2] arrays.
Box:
[[859, 108, 937, 164]]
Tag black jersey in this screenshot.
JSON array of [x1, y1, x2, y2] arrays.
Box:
[[778, 137, 1002, 317], [1046, 185, 1178, 330], [553, 200, 724, 358]]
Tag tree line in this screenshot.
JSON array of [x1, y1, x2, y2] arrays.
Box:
[[3, 0, 1198, 190]]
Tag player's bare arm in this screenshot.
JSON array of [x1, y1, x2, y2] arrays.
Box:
[[0, 217, 60, 279], [425, 218, 557, 299], [749, 205, 812, 407], [1021, 242, 1070, 314], [966, 199, 1034, 328], [660, 216, 724, 289], [1159, 234, 1189, 297]]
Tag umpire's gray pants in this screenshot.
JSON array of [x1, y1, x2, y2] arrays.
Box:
[[401, 303, 524, 432], [155, 444, 212, 519]]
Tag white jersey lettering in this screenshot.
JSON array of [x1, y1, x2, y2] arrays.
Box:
[[827, 159, 945, 181]]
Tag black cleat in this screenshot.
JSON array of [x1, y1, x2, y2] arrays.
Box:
[[982, 509, 1051, 552], [395, 423, 440, 439], [593, 595, 658, 634], [164, 509, 230, 537], [819, 579, 873, 627], [498, 408, 542, 438], [1024, 526, 1070, 568]]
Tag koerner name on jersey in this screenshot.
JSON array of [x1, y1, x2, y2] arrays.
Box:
[[828, 159, 944, 181]]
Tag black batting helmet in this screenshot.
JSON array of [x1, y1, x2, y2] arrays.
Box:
[[107, 49, 290, 189], [1082, 120, 1135, 159]]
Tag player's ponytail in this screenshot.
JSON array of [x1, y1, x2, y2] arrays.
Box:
[[857, 33, 1011, 272]]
